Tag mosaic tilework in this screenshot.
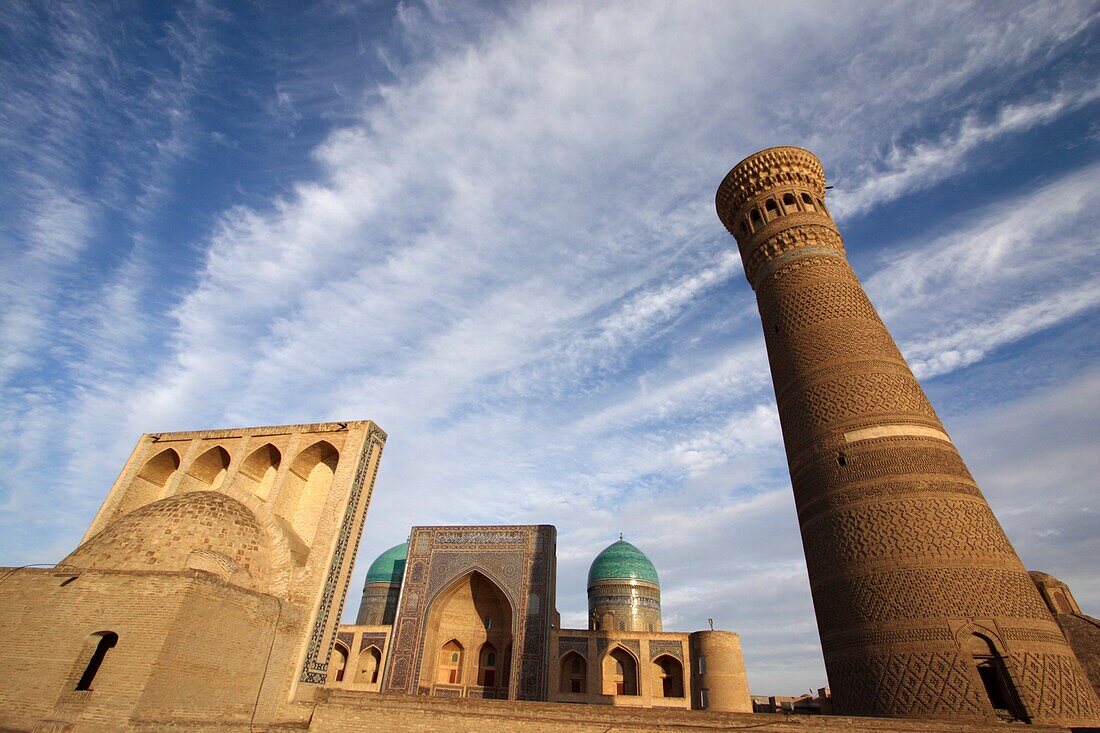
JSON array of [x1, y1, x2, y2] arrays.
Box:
[[300, 427, 386, 684], [382, 525, 555, 701]]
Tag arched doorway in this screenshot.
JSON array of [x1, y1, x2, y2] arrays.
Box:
[[419, 571, 513, 696], [560, 651, 586, 694], [653, 654, 684, 697], [967, 633, 1027, 721], [603, 647, 638, 696]]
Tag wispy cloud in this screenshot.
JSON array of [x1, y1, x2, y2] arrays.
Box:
[[833, 83, 1100, 218], [2, 1, 1098, 696]]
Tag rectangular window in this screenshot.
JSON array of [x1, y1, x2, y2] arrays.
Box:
[[571, 678, 582, 693], [700, 688, 709, 709], [697, 655, 707, 675], [448, 669, 457, 684]]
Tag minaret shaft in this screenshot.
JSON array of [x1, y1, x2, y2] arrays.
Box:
[[716, 147, 1099, 725]]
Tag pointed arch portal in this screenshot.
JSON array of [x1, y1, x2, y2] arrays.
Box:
[[419, 570, 514, 697]]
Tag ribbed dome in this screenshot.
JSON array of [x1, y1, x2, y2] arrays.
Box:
[[63, 491, 271, 589], [364, 541, 408, 585], [587, 539, 659, 587]]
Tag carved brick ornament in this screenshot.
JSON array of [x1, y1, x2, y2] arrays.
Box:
[[714, 147, 1100, 726]]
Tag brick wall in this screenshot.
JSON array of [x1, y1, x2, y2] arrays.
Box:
[[310, 689, 1071, 733]]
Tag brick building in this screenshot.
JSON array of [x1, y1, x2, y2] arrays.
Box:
[[328, 528, 752, 712]]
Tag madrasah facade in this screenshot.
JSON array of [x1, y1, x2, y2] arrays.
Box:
[[0, 148, 1098, 733], [329, 529, 749, 710]]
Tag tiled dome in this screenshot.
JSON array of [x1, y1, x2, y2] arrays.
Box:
[[63, 491, 271, 588], [587, 539, 659, 587], [364, 541, 408, 585]]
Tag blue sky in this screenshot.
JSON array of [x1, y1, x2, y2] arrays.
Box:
[[2, 0, 1098, 695]]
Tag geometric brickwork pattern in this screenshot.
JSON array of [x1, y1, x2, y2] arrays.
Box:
[[597, 637, 640, 661], [381, 526, 556, 701], [827, 651, 986, 717], [790, 443, 978, 514], [715, 146, 1100, 725], [811, 568, 1051, 633], [588, 581, 662, 633], [1012, 652, 1100, 720], [300, 424, 387, 685], [800, 497, 1017, 581], [649, 639, 685, 662], [557, 637, 588, 658]]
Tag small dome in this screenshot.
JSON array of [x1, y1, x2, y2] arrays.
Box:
[[63, 491, 271, 589], [587, 539, 659, 587], [365, 541, 408, 585]]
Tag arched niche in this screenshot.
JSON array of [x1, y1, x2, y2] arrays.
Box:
[[603, 646, 638, 696], [652, 654, 683, 698], [355, 645, 382, 684], [477, 642, 498, 687], [115, 448, 179, 516], [438, 639, 464, 684], [559, 651, 586, 694], [419, 570, 514, 695], [178, 446, 231, 494], [274, 440, 338, 545], [331, 642, 349, 683], [238, 443, 281, 501]]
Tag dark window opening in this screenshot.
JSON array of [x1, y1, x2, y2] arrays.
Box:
[[978, 664, 1011, 710], [76, 632, 118, 691], [969, 634, 1028, 722], [837, 454, 847, 467], [750, 209, 762, 224], [783, 192, 796, 207]]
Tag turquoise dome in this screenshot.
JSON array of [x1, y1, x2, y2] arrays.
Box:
[[587, 540, 659, 587], [364, 542, 408, 585]]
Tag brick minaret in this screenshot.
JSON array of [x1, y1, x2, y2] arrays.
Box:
[[715, 147, 1099, 725]]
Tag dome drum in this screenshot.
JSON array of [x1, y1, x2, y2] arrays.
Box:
[[586, 540, 662, 633], [356, 541, 408, 625]]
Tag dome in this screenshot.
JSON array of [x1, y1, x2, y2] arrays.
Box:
[[364, 541, 408, 585], [63, 491, 271, 589], [587, 539, 659, 588]]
